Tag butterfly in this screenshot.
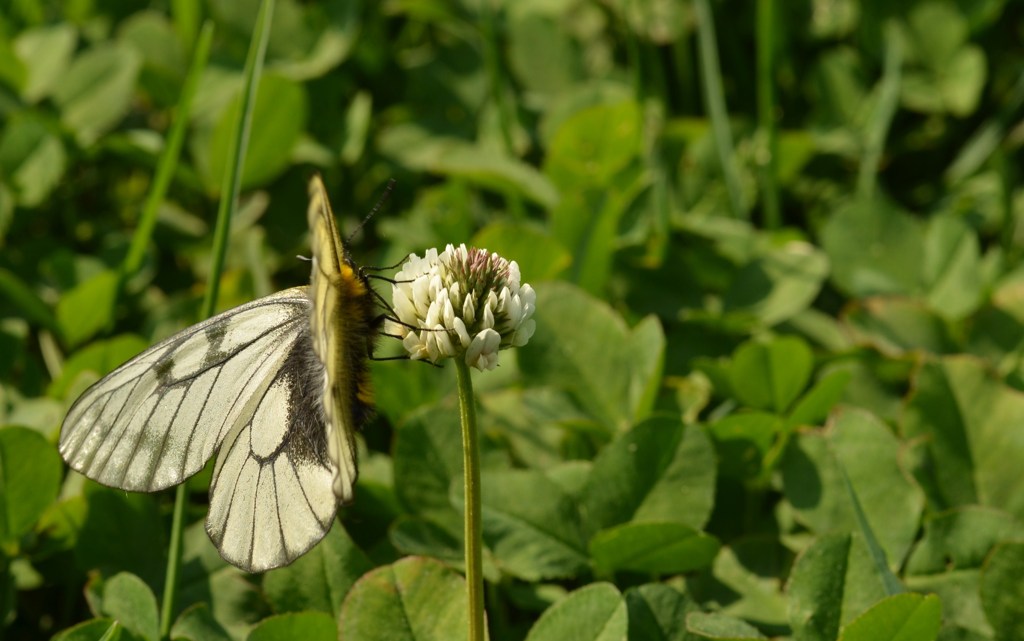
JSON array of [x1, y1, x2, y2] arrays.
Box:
[[59, 175, 379, 573]]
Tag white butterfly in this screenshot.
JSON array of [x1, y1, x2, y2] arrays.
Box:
[[59, 175, 379, 572]]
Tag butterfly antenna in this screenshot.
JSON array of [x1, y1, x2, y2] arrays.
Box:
[[347, 178, 397, 246]]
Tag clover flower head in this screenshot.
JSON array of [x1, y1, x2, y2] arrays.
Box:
[[388, 244, 536, 371]]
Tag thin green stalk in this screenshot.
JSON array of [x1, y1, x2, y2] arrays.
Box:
[[122, 21, 214, 282], [455, 360, 485, 641], [997, 148, 1017, 262], [693, 0, 745, 219], [857, 22, 902, 203], [480, 0, 513, 155], [756, 0, 780, 229], [203, 0, 274, 316], [158, 484, 188, 638], [159, 3, 274, 639]]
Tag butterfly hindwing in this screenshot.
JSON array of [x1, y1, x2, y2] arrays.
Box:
[[205, 330, 336, 572]]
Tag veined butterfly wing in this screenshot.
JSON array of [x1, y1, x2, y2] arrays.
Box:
[[59, 175, 378, 572]]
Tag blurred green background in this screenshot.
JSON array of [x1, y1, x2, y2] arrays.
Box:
[[2, 0, 1024, 640]]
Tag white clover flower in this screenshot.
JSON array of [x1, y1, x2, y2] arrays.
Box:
[[389, 244, 536, 371]]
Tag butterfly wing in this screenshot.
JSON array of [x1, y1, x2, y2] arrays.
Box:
[[306, 175, 377, 503], [60, 286, 338, 572], [204, 319, 337, 572]]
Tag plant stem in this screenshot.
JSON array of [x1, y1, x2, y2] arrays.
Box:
[[159, 484, 187, 638], [455, 359, 485, 641], [694, 0, 745, 219], [857, 21, 902, 203], [756, 0, 780, 229]]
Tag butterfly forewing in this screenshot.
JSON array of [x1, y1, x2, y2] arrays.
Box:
[[60, 288, 315, 494], [306, 175, 374, 503]]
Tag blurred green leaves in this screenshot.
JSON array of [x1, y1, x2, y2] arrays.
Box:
[[1, 0, 1023, 639]]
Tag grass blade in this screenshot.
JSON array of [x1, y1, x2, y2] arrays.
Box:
[[121, 21, 214, 283], [694, 0, 745, 219], [756, 0, 780, 228], [857, 22, 902, 203]]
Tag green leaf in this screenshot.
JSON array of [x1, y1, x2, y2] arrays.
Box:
[[902, 510, 1009, 636], [525, 582, 626, 641], [838, 593, 941, 641], [788, 533, 889, 641], [0, 111, 67, 207], [722, 239, 829, 326], [686, 612, 766, 640], [378, 125, 559, 208], [708, 412, 780, 481], [821, 198, 925, 298], [338, 556, 471, 641], [262, 523, 373, 619], [623, 583, 700, 641], [507, 12, 583, 100], [52, 619, 120, 641], [582, 416, 716, 533], [0, 267, 59, 336], [117, 10, 187, 107], [0, 36, 26, 92], [843, 297, 957, 357], [13, 23, 77, 103], [246, 612, 335, 641], [544, 100, 642, 187], [691, 540, 790, 628], [472, 222, 571, 283], [903, 572, 989, 640], [544, 100, 645, 293], [787, 369, 853, 428], [921, 505, 1024, 573], [170, 603, 231, 641], [94, 572, 160, 641], [388, 516, 463, 566], [979, 541, 1024, 641], [75, 486, 166, 591], [52, 43, 142, 147], [479, 387, 593, 471], [476, 468, 589, 581], [590, 522, 719, 575], [905, 506, 1024, 575], [393, 404, 506, 533], [922, 214, 982, 321], [903, 356, 1024, 518], [729, 336, 813, 413], [900, 3, 986, 117], [520, 282, 665, 430], [206, 73, 307, 191], [56, 269, 120, 349], [0, 426, 63, 544], [782, 409, 924, 566]]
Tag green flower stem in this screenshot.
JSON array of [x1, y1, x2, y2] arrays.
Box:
[[756, 0, 780, 229], [159, 483, 188, 638], [455, 359, 486, 641]]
